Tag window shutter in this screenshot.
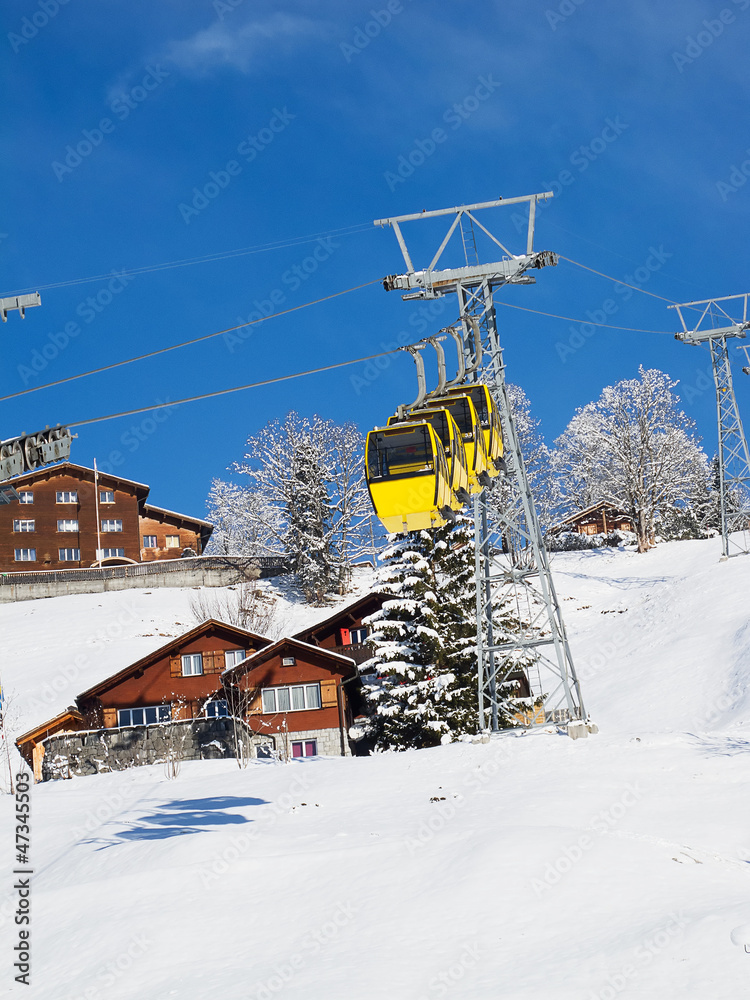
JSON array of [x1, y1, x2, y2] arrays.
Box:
[[248, 690, 263, 715], [170, 654, 181, 677], [340, 628, 351, 646], [209, 650, 225, 674], [103, 708, 117, 728], [320, 679, 338, 708]]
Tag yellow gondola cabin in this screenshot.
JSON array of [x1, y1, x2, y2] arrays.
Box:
[[445, 383, 504, 475], [366, 421, 456, 533], [387, 406, 471, 505]]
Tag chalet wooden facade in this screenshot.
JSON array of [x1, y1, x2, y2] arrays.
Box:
[[293, 592, 388, 665], [16, 595, 388, 779], [0, 462, 212, 571], [223, 637, 361, 758], [549, 501, 634, 537]]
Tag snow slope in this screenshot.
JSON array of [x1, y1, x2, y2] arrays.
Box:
[[1, 539, 749, 999]]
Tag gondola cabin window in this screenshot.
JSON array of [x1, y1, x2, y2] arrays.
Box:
[[367, 426, 433, 479]]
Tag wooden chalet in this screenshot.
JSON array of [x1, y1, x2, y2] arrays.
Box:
[[0, 462, 212, 571], [549, 501, 634, 537], [16, 594, 391, 778], [16, 619, 269, 779]]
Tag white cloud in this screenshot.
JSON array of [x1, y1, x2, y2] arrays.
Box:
[[167, 11, 331, 74]]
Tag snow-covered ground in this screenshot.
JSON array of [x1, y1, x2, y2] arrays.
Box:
[[1, 539, 749, 999]]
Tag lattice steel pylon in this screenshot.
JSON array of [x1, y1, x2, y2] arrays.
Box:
[[672, 294, 750, 559], [374, 194, 589, 736]]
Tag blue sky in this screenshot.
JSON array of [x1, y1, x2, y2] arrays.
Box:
[[2, 0, 750, 517]]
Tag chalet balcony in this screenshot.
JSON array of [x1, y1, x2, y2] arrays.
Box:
[[333, 643, 374, 666]]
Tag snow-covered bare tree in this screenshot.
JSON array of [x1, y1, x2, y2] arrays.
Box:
[[553, 368, 709, 553], [204, 479, 279, 556], [234, 412, 371, 601]]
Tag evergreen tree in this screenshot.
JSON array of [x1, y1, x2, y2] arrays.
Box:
[[361, 516, 520, 750], [361, 531, 446, 751]]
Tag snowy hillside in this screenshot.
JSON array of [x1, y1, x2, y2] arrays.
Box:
[[1, 538, 750, 999], [0, 566, 377, 740]]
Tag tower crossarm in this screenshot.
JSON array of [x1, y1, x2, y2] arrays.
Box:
[[374, 192, 557, 298]]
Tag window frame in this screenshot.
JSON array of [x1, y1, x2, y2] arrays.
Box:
[[260, 683, 322, 714], [118, 705, 171, 727], [57, 518, 79, 532], [224, 649, 248, 669], [165, 535, 180, 548], [292, 740, 317, 758], [13, 519, 35, 533], [99, 490, 115, 504], [14, 548, 36, 562], [101, 519, 123, 533], [349, 627, 369, 645], [142, 535, 158, 548], [181, 652, 204, 676], [205, 700, 229, 719], [55, 491, 78, 504], [58, 548, 81, 562], [99, 547, 125, 559], [18, 491, 33, 504]]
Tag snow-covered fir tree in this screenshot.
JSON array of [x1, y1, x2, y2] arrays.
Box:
[[361, 531, 446, 750], [361, 516, 519, 749]]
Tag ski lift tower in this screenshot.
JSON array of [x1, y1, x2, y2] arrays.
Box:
[[672, 293, 750, 559], [374, 194, 589, 736]]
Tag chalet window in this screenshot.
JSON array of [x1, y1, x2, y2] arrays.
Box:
[[261, 684, 321, 714], [14, 548, 36, 562], [165, 535, 180, 548], [292, 740, 317, 758], [118, 705, 171, 727], [99, 548, 125, 558], [18, 492, 33, 504], [205, 700, 229, 718], [101, 519, 123, 532], [56, 491, 78, 503], [224, 649, 248, 669], [57, 519, 79, 532], [142, 535, 158, 548], [100, 490, 115, 504], [349, 627, 369, 644], [59, 548, 80, 561], [13, 519, 35, 532], [181, 653, 203, 676]]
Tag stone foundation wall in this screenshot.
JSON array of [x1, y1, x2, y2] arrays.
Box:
[[41, 720, 350, 780], [42, 718, 242, 780], [276, 727, 351, 757]]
